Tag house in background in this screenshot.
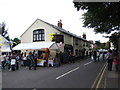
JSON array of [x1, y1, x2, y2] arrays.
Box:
[[15, 19, 92, 57]]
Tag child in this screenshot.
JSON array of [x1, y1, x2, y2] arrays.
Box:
[[113, 58, 119, 71]]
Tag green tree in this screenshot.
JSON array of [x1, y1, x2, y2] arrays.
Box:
[[0, 22, 10, 41], [95, 40, 104, 49], [73, 2, 120, 48], [73, 2, 120, 34], [109, 32, 120, 49], [104, 41, 110, 49], [12, 38, 21, 48]]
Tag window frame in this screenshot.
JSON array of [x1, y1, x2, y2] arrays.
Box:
[[54, 35, 64, 43], [33, 29, 45, 42]]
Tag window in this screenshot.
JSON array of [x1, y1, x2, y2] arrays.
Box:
[[54, 35, 64, 43], [33, 29, 45, 42]]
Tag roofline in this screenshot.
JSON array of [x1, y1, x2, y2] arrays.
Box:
[[21, 18, 90, 43], [20, 18, 40, 37], [20, 18, 55, 37], [50, 25, 89, 42]]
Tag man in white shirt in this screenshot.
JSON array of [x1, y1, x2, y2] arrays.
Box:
[[11, 52, 16, 71], [97, 51, 100, 62]]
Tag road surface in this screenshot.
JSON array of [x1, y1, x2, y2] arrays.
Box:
[[2, 58, 106, 88]]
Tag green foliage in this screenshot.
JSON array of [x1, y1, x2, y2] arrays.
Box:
[[109, 32, 120, 49], [0, 22, 20, 48], [74, 2, 120, 34], [74, 2, 120, 49], [95, 40, 104, 49], [0, 22, 10, 41], [104, 41, 110, 49], [12, 38, 21, 48]]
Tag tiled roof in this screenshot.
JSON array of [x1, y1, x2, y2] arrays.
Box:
[[38, 19, 89, 42]]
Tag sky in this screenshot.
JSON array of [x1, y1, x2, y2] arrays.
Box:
[[0, 0, 109, 43]]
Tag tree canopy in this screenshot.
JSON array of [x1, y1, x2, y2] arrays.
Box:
[[12, 38, 21, 48], [73, 2, 120, 34], [94, 40, 110, 49], [0, 22, 20, 48], [109, 32, 120, 49], [0, 22, 10, 41]]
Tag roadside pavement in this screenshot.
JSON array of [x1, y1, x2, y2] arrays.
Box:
[[0, 64, 2, 90], [104, 64, 120, 88], [0, 71, 2, 90]]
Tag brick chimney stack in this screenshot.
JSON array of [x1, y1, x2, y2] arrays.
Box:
[[83, 33, 86, 39], [57, 20, 62, 28]]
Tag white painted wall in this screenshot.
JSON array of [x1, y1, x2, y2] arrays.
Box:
[[21, 19, 91, 55], [21, 19, 61, 43]]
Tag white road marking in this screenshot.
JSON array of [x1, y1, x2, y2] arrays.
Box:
[[56, 67, 79, 80], [84, 61, 92, 66]]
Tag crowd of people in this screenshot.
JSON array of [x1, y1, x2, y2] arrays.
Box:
[[92, 49, 119, 71], [0, 51, 38, 71], [0, 50, 87, 71], [106, 49, 119, 71], [0, 49, 119, 72]]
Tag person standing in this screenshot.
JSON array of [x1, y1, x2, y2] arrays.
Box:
[[63, 51, 69, 63], [32, 51, 36, 70], [55, 53, 60, 67], [7, 53, 11, 70], [106, 49, 113, 71], [11, 52, 16, 71], [27, 52, 37, 70], [16, 54, 20, 70], [89, 50, 92, 58], [93, 50, 97, 62], [33, 51, 38, 68], [27, 52, 33, 70], [102, 51, 105, 61], [59, 52, 63, 64], [22, 52, 27, 66], [97, 51, 100, 62], [86, 51, 88, 57], [20, 52, 24, 66], [1, 53, 6, 69], [68, 52, 72, 63], [113, 57, 119, 71], [71, 53, 75, 63]]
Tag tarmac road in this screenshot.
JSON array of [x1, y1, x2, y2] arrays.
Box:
[[2, 58, 106, 88]]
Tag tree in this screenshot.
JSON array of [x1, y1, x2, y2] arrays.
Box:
[[0, 22, 10, 41], [73, 2, 120, 49], [73, 2, 120, 34], [109, 32, 120, 49], [12, 38, 21, 48], [104, 41, 110, 49], [95, 40, 104, 49]]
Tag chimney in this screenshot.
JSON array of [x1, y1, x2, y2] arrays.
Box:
[[57, 20, 62, 28], [83, 33, 86, 39]]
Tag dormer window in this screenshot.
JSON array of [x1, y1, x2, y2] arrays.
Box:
[[33, 29, 44, 42]]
